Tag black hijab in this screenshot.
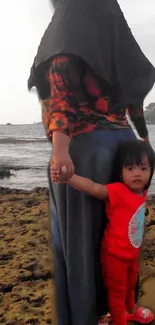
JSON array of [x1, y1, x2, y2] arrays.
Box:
[[28, 0, 155, 104]]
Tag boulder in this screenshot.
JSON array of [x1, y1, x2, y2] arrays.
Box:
[[0, 168, 11, 178]]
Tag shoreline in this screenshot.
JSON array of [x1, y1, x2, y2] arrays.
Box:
[[0, 186, 49, 194], [0, 187, 155, 324], [1, 185, 155, 196]]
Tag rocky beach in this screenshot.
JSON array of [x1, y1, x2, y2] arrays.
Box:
[[0, 187, 56, 325], [0, 186, 155, 324]]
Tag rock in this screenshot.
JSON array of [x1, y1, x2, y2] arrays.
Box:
[[1, 187, 155, 324], [0, 187, 56, 325], [144, 102, 155, 124], [140, 277, 155, 313], [0, 168, 11, 178], [139, 195, 155, 318]]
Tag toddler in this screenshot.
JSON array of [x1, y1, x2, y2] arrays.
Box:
[[51, 140, 155, 325]]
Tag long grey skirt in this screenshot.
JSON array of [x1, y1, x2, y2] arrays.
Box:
[[49, 128, 137, 325]]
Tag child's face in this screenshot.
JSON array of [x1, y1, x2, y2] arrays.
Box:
[[122, 156, 151, 194]]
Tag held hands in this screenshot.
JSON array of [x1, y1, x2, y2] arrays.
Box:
[[50, 164, 61, 183], [50, 148, 75, 183]]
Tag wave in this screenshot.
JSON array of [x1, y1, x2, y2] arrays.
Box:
[[0, 165, 46, 171], [0, 137, 47, 144]]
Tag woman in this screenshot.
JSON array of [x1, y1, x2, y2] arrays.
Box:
[[28, 1, 155, 325]]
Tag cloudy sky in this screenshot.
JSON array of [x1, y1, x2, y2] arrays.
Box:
[[0, 0, 155, 124]]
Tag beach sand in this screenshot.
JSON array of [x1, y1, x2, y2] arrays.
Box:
[[0, 187, 155, 325]]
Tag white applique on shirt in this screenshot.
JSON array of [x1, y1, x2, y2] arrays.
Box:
[[128, 203, 145, 248]]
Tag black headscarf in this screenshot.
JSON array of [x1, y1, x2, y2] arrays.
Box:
[[28, 0, 155, 104]]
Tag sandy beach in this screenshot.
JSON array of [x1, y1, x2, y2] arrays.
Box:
[[0, 186, 155, 324]]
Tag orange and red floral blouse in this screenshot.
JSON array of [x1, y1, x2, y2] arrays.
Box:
[[41, 55, 148, 140]]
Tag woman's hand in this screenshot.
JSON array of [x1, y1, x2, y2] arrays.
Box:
[[51, 148, 75, 182], [50, 164, 60, 183], [142, 137, 155, 157], [142, 136, 149, 143]]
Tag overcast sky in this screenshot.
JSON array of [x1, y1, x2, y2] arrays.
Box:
[[0, 0, 155, 124]]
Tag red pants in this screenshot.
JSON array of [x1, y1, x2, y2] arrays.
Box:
[[101, 251, 138, 325]]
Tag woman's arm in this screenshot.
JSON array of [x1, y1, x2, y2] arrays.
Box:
[[41, 99, 71, 153], [68, 174, 108, 200], [42, 55, 83, 141], [128, 103, 149, 141], [41, 55, 84, 179]]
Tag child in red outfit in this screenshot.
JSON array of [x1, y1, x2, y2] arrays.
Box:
[[51, 140, 155, 325]]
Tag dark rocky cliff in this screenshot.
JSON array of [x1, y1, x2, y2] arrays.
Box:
[[144, 102, 155, 124]]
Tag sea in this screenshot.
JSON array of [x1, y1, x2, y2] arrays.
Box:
[[0, 124, 155, 192]]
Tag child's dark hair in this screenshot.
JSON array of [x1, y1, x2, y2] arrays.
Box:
[[112, 140, 155, 190]]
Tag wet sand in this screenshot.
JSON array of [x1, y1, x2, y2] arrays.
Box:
[[0, 187, 155, 324]]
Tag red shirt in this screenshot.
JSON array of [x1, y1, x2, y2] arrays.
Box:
[[101, 183, 147, 261]]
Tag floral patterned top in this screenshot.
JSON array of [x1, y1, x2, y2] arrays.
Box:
[[41, 55, 148, 140]]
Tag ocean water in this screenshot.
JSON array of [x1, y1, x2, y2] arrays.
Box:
[[0, 124, 155, 192]]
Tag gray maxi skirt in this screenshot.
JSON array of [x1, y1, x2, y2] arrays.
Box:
[[49, 128, 137, 325]]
